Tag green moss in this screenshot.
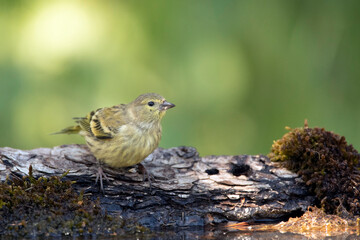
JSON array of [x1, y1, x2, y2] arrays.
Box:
[[269, 120, 360, 216], [0, 166, 147, 237]]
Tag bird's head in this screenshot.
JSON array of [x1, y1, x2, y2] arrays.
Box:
[[129, 93, 175, 126]]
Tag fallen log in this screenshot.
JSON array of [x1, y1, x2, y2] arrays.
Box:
[[0, 144, 314, 228]]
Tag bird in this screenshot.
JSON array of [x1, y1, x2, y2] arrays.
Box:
[[54, 93, 175, 191]]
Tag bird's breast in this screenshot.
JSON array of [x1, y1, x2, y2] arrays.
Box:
[[87, 123, 162, 168]]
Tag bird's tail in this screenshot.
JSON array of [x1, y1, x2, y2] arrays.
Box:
[[52, 125, 81, 135]]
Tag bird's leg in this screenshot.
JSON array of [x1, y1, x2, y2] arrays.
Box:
[[95, 160, 110, 193], [137, 163, 155, 189]]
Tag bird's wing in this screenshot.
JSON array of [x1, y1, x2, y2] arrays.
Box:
[[75, 104, 127, 139]]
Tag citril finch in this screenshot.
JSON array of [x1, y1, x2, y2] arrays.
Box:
[[55, 93, 175, 190]]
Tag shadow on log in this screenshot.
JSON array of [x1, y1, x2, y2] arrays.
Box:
[[0, 145, 315, 228]]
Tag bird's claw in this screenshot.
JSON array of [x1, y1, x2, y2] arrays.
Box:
[[137, 163, 155, 189], [95, 167, 109, 193]]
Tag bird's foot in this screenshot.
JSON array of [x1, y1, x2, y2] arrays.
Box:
[[95, 166, 109, 193], [137, 163, 155, 189]]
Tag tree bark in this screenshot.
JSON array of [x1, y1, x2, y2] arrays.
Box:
[[0, 144, 314, 228]]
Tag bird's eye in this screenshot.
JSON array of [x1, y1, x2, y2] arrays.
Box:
[[147, 101, 155, 107]]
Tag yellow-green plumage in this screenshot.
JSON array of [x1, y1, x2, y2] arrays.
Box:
[[57, 93, 175, 168]]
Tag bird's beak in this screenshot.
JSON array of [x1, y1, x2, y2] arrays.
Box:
[[160, 101, 175, 111]]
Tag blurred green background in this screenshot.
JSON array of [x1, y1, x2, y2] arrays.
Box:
[[1, 0, 360, 156]]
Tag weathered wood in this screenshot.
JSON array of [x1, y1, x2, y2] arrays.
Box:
[[0, 145, 314, 228]]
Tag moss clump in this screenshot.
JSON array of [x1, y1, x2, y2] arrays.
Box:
[[269, 120, 360, 216], [0, 166, 147, 237]]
